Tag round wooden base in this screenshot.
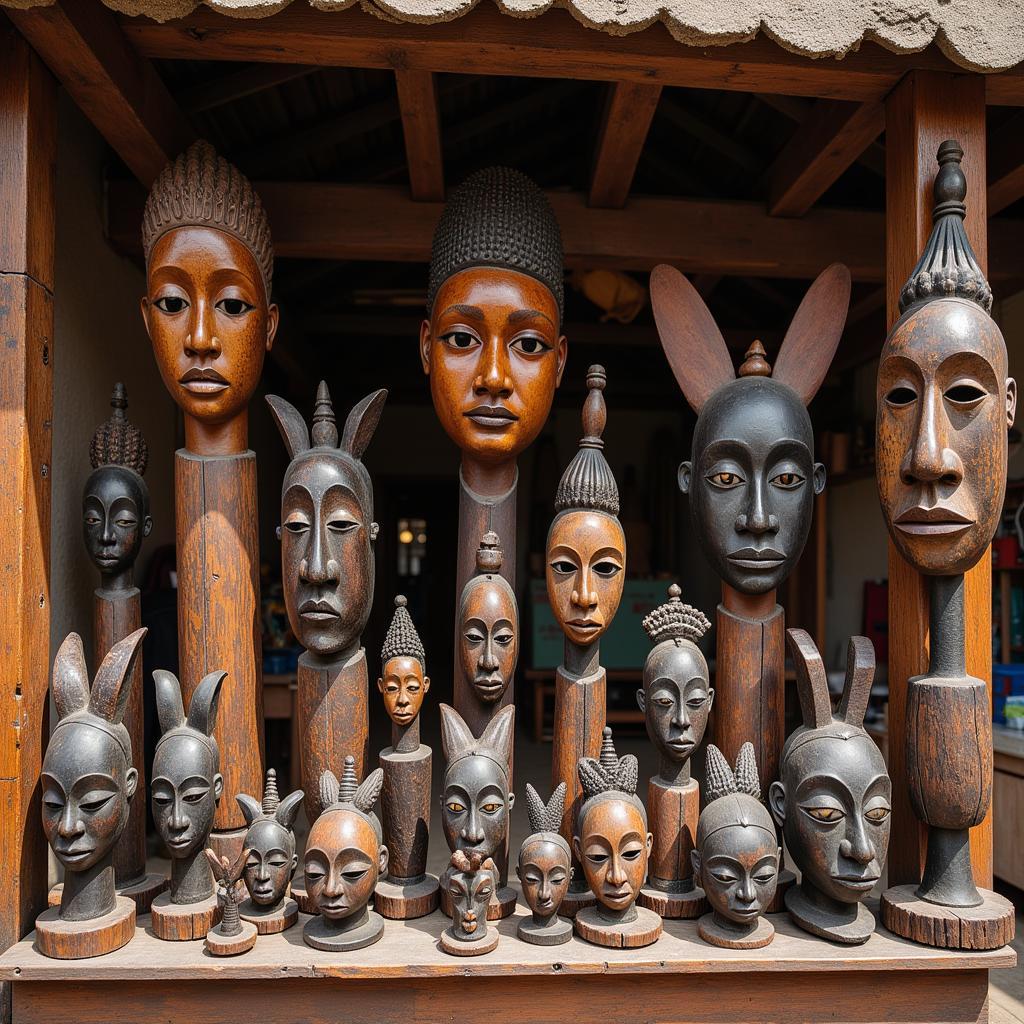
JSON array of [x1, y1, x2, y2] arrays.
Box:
[[880, 884, 1015, 950], [34, 896, 135, 960], [767, 868, 796, 914], [637, 883, 707, 920], [374, 875, 440, 920], [48, 873, 168, 915], [150, 892, 221, 941], [517, 914, 573, 945], [439, 925, 499, 956], [786, 884, 876, 945], [290, 881, 315, 915], [697, 912, 774, 949], [440, 883, 517, 921], [303, 911, 385, 952], [205, 919, 257, 956], [558, 886, 596, 919], [573, 905, 662, 949], [239, 897, 298, 934]]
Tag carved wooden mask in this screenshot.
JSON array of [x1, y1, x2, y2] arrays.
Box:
[[82, 466, 152, 587], [445, 851, 497, 940], [573, 797, 652, 915], [237, 772, 303, 907], [517, 837, 571, 919], [638, 642, 713, 768]]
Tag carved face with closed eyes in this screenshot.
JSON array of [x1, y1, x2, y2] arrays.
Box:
[[303, 809, 388, 921], [82, 467, 152, 589], [692, 822, 780, 928], [243, 819, 297, 906], [638, 643, 713, 771], [459, 575, 518, 704], [151, 733, 224, 861], [517, 838, 572, 920], [574, 798, 652, 915]]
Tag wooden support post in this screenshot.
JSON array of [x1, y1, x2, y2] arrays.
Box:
[[394, 70, 444, 202], [0, 26, 55, 1018], [884, 69, 991, 889], [589, 82, 661, 209]]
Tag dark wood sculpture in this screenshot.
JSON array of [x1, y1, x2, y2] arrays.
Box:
[[548, 366, 625, 916], [374, 596, 440, 919], [236, 769, 302, 934], [636, 586, 712, 920], [877, 141, 1016, 950], [142, 141, 277, 859], [572, 728, 661, 949], [302, 757, 387, 952], [438, 703, 517, 919], [516, 782, 572, 945], [771, 630, 890, 945], [149, 668, 225, 941], [267, 380, 386, 911], [35, 629, 146, 959], [419, 167, 567, 739], [439, 851, 500, 956], [693, 743, 779, 950], [204, 846, 257, 956]]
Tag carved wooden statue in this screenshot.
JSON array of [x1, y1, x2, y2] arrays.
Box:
[[438, 703, 517, 919], [149, 668, 225, 941], [693, 743, 779, 950], [636, 585, 712, 920], [204, 846, 257, 956], [439, 850, 500, 956], [78, 384, 164, 912], [572, 728, 661, 949], [142, 140, 277, 857], [35, 629, 146, 959], [548, 365, 625, 916], [267, 380, 386, 910], [420, 167, 567, 738], [876, 141, 1016, 950], [771, 630, 890, 945], [236, 769, 303, 934], [374, 595, 440, 919], [516, 782, 572, 945], [302, 757, 387, 951]]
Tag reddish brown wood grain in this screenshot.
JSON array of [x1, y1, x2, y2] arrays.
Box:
[[394, 70, 444, 202], [589, 82, 661, 209], [646, 776, 699, 889]]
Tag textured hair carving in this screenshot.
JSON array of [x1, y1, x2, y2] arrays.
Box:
[[704, 743, 761, 803], [578, 727, 639, 802], [697, 743, 775, 845], [90, 383, 148, 476], [381, 595, 425, 671], [315, 755, 384, 841], [525, 782, 566, 835], [427, 166, 564, 322], [642, 584, 710, 646]]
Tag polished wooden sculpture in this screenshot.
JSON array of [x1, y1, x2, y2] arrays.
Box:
[[267, 380, 386, 910], [636, 585, 712, 920], [572, 728, 661, 949], [142, 140, 277, 858], [302, 757, 387, 952], [438, 703, 517, 919], [693, 743, 779, 950], [149, 668, 225, 940], [516, 782, 572, 945], [771, 630, 890, 945], [236, 769, 302, 933], [35, 629, 146, 959], [877, 141, 1016, 950], [439, 851, 500, 956], [420, 167, 567, 738], [374, 595, 440, 919], [548, 365, 625, 916], [204, 846, 257, 956]]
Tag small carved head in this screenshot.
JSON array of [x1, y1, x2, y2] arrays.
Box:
[[377, 595, 430, 727], [446, 849, 497, 941], [236, 768, 304, 907], [516, 782, 572, 920]]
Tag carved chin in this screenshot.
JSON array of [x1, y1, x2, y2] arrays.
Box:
[[472, 674, 507, 703]]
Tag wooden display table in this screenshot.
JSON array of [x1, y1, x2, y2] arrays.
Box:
[[0, 903, 1013, 1023]]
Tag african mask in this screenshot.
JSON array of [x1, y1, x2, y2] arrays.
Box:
[[82, 384, 152, 591], [378, 595, 429, 729], [267, 382, 387, 660], [517, 783, 573, 943], [769, 630, 890, 944], [41, 629, 145, 922], [458, 533, 518, 704], [420, 167, 567, 476], [652, 265, 850, 595], [443, 850, 497, 944], [141, 141, 278, 456], [237, 769, 303, 909], [877, 141, 1016, 576]]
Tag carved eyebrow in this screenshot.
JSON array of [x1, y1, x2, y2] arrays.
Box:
[[794, 774, 854, 799], [766, 439, 811, 462], [507, 307, 555, 328], [439, 303, 485, 322]]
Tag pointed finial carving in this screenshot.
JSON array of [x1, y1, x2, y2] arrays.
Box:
[[738, 341, 771, 378], [311, 380, 339, 448], [262, 768, 280, 815]]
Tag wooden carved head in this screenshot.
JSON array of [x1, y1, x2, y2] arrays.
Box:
[[377, 595, 430, 727], [445, 849, 497, 941], [237, 768, 304, 907], [516, 782, 572, 920]]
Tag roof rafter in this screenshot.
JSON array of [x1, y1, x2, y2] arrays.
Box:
[[394, 69, 444, 202], [589, 82, 662, 209]]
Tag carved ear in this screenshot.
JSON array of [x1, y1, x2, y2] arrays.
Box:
[[265, 394, 310, 459], [786, 628, 832, 731], [439, 703, 475, 761], [838, 635, 874, 729], [153, 669, 186, 735], [236, 794, 263, 828], [318, 770, 340, 812], [772, 263, 850, 406], [353, 767, 384, 814], [187, 670, 226, 738], [479, 704, 515, 771], [340, 389, 387, 461], [650, 264, 735, 414], [768, 780, 787, 828], [89, 626, 147, 726], [52, 632, 90, 721], [276, 790, 304, 831]]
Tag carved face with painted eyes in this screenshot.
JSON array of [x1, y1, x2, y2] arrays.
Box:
[[546, 510, 626, 647], [303, 809, 388, 921], [692, 824, 780, 927], [82, 467, 152, 589], [877, 298, 1016, 575], [377, 655, 429, 727], [447, 860, 496, 939], [680, 377, 824, 595], [419, 268, 567, 467], [243, 819, 297, 906], [441, 755, 514, 861], [638, 643, 713, 769], [574, 798, 652, 914], [151, 733, 223, 860], [459, 576, 518, 704], [517, 838, 572, 919]]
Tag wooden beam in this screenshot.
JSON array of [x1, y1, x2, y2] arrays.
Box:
[[589, 82, 661, 209], [987, 109, 1024, 216], [767, 100, 885, 216], [659, 95, 760, 173], [7, 0, 193, 186], [178, 62, 316, 115], [394, 70, 444, 202]]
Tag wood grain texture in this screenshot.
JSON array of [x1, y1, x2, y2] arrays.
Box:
[[697, 912, 774, 949], [378, 744, 431, 883], [589, 82, 661, 209], [881, 884, 1014, 950], [993, 765, 1024, 889], [32, 899, 134, 961], [150, 893, 221, 941], [394, 70, 444, 202], [574, 905, 662, 949], [205, 920, 257, 956], [645, 776, 699, 891]]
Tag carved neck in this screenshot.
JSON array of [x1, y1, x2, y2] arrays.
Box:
[[322, 905, 369, 935], [97, 567, 134, 594], [659, 755, 690, 787], [170, 847, 214, 905], [798, 877, 858, 923], [531, 908, 561, 928], [722, 583, 777, 620], [60, 857, 116, 922], [184, 411, 248, 457], [460, 458, 517, 498], [392, 717, 420, 754], [596, 902, 638, 926], [563, 637, 600, 678], [303, 645, 362, 671], [929, 573, 966, 678]]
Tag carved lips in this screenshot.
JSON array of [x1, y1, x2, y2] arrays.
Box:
[[892, 506, 973, 536], [178, 366, 230, 395], [463, 404, 519, 430], [725, 546, 786, 570]]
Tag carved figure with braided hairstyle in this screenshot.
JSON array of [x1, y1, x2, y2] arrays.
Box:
[[516, 782, 573, 944]]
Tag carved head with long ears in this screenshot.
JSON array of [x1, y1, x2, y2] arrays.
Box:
[[237, 768, 304, 908], [267, 381, 387, 659], [652, 265, 849, 594], [517, 782, 572, 921], [769, 630, 890, 909]]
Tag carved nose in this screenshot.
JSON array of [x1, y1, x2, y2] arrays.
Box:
[[474, 343, 512, 398], [840, 821, 875, 865], [737, 877, 755, 903], [479, 641, 499, 671], [58, 804, 82, 839], [607, 857, 626, 887]]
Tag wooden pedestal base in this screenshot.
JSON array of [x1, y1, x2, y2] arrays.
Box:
[[881, 884, 1015, 950], [574, 905, 662, 948], [151, 892, 221, 941], [48, 872, 168, 915], [558, 887, 596, 918], [239, 897, 299, 934], [205, 921, 258, 956], [439, 925, 499, 957], [440, 884, 517, 921], [697, 913, 774, 949], [33, 898, 135, 960], [787, 885, 877, 945], [516, 914, 572, 945], [637, 884, 706, 919], [303, 911, 384, 952], [374, 875, 439, 920]]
